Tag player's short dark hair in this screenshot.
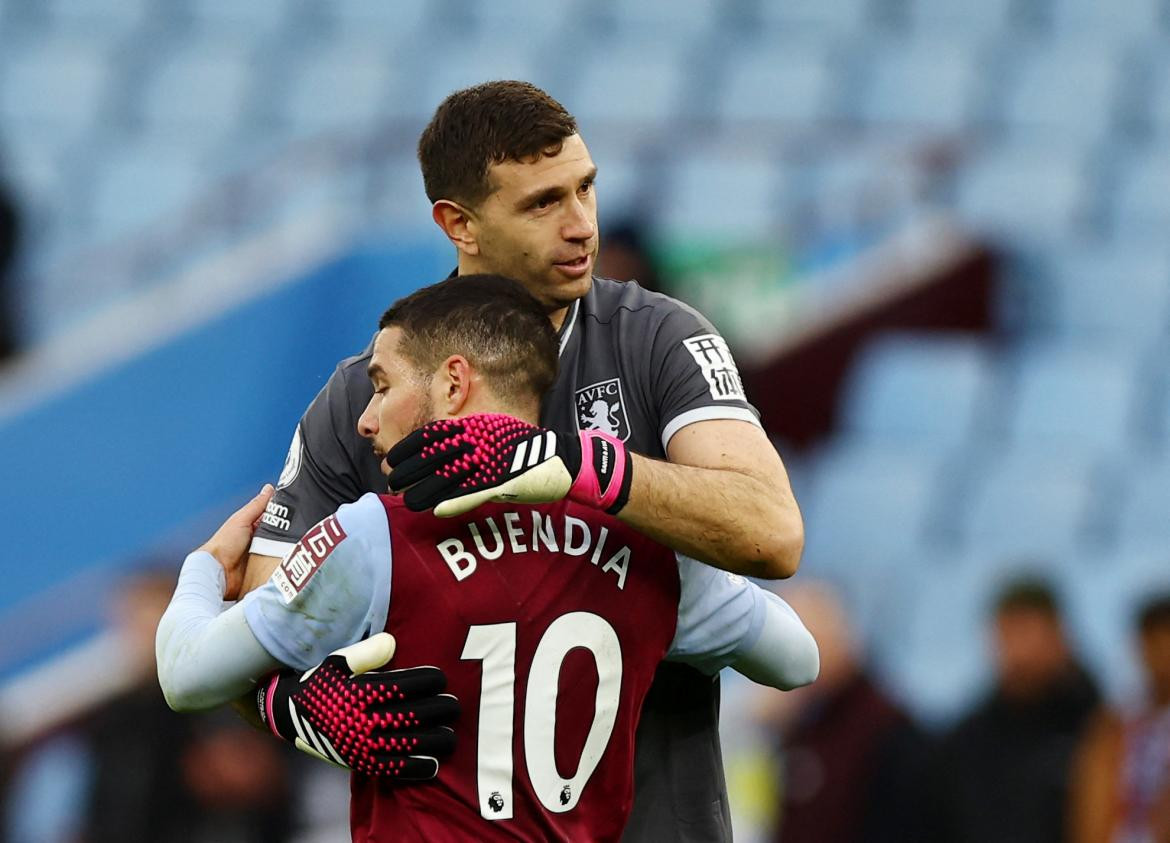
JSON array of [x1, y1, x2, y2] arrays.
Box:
[[1137, 592, 1170, 634], [418, 80, 577, 206], [379, 274, 558, 404], [992, 576, 1062, 618]]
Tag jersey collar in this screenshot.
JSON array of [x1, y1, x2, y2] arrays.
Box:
[[557, 299, 580, 358]]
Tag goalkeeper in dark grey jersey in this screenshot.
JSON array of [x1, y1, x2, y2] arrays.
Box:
[[238, 81, 804, 843]]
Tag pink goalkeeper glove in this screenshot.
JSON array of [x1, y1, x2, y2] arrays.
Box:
[[385, 413, 633, 517]]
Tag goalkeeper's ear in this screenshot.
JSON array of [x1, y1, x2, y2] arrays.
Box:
[[332, 633, 397, 676]]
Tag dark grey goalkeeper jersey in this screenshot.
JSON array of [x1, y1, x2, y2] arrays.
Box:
[[252, 276, 762, 842]]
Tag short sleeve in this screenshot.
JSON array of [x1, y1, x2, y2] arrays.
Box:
[[649, 303, 762, 452], [251, 349, 373, 559], [242, 493, 392, 671], [665, 555, 765, 675]]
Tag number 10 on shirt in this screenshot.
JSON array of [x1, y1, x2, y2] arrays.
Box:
[[460, 612, 623, 820]]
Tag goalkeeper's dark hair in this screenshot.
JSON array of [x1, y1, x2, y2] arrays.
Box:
[[380, 274, 558, 404], [418, 80, 577, 206]]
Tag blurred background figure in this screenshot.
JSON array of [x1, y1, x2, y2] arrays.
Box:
[[927, 577, 1100, 843], [755, 580, 928, 843], [0, 163, 22, 362], [595, 218, 667, 294], [1071, 592, 1170, 843], [3, 570, 296, 843]]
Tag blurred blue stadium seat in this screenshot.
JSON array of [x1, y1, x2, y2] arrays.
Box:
[[324, 0, 433, 41], [716, 42, 841, 127], [40, 0, 151, 40], [1005, 343, 1142, 454], [183, 0, 295, 40], [0, 40, 113, 139], [997, 46, 1123, 142], [839, 332, 995, 450], [952, 145, 1091, 240], [136, 46, 257, 151], [656, 149, 788, 241], [1142, 56, 1170, 138], [277, 44, 399, 137], [85, 147, 203, 245], [1049, 0, 1165, 39], [754, 0, 873, 34], [569, 44, 693, 130], [958, 452, 1102, 558], [1033, 245, 1170, 344], [800, 443, 941, 573], [1116, 457, 1170, 547], [382, 44, 550, 126], [904, 0, 1016, 35], [1114, 152, 1170, 237], [857, 41, 983, 132], [466, 0, 587, 41], [364, 152, 440, 234], [609, 0, 725, 40]]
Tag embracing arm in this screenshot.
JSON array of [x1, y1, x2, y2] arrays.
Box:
[[156, 551, 282, 711], [620, 419, 803, 579], [728, 589, 819, 689], [668, 558, 818, 690]]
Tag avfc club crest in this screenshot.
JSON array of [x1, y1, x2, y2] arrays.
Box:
[[574, 378, 630, 441]]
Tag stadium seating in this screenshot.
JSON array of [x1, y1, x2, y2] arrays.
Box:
[[1115, 458, 1170, 548], [569, 43, 694, 131], [1030, 244, 1170, 345], [1049, 0, 1165, 39], [754, 0, 873, 35], [657, 150, 790, 241], [955, 451, 1104, 559], [136, 45, 257, 152], [1113, 152, 1170, 237], [856, 41, 983, 133], [277, 44, 401, 137], [716, 42, 843, 128], [1003, 342, 1142, 455], [381, 44, 551, 127], [840, 332, 995, 450], [997, 46, 1124, 142], [800, 442, 941, 568], [903, 0, 1017, 36], [0, 39, 114, 141], [38, 0, 152, 40], [325, 0, 433, 41], [952, 145, 1093, 241], [85, 146, 204, 246]]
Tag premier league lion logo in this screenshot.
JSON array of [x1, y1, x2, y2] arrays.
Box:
[[487, 791, 505, 813]]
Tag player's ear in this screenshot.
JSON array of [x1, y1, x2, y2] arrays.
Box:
[[432, 200, 480, 257], [437, 354, 473, 415]]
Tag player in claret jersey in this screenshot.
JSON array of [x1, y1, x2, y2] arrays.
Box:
[[157, 275, 819, 843]]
